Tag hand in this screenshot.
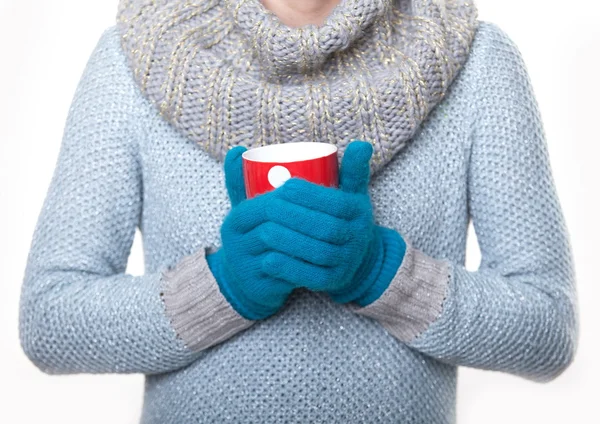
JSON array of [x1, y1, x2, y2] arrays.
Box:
[[206, 146, 294, 321], [260, 140, 407, 305]]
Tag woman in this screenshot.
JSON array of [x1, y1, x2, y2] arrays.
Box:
[[19, 0, 578, 422]]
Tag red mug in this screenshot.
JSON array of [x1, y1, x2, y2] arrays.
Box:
[[242, 142, 339, 199]]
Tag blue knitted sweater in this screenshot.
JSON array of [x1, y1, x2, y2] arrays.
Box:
[[19, 14, 578, 424]]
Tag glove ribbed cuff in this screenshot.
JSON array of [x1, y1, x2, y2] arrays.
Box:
[[329, 227, 406, 305], [355, 228, 407, 307], [348, 242, 450, 343], [206, 249, 279, 321]]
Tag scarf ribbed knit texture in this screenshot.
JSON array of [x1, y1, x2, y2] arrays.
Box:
[[116, 0, 478, 172]]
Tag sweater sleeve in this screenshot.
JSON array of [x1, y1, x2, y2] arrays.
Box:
[[349, 22, 579, 383], [18, 27, 253, 376]]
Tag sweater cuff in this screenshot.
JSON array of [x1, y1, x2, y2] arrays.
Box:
[[348, 241, 450, 344], [355, 227, 407, 307], [160, 248, 254, 352]]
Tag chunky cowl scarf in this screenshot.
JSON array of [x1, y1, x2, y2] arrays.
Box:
[[116, 0, 478, 173]]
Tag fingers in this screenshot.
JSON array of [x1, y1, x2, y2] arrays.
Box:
[[275, 178, 363, 220], [339, 140, 373, 195], [258, 222, 347, 267], [261, 251, 335, 291], [266, 198, 351, 245], [234, 224, 270, 256], [224, 145, 248, 207], [224, 191, 273, 233]]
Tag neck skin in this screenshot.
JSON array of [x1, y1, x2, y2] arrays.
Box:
[[260, 0, 342, 27]]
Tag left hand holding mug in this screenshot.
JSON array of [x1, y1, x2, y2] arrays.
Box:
[[261, 140, 407, 306]]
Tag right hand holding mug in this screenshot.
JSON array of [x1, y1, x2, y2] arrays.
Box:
[[206, 146, 294, 321]]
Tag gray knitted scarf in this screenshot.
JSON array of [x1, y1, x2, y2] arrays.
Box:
[[116, 0, 478, 173]]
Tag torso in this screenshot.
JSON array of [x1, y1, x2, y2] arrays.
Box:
[[134, 40, 475, 420]]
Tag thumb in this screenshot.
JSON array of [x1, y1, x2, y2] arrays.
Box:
[[339, 140, 373, 194], [224, 145, 248, 207]]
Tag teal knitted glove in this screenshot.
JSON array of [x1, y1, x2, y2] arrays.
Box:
[[206, 146, 294, 321], [261, 141, 406, 306]]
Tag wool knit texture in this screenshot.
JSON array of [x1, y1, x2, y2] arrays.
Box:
[[18, 9, 578, 424], [115, 0, 478, 173]]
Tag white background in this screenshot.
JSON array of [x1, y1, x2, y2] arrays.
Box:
[[0, 1, 597, 423]]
